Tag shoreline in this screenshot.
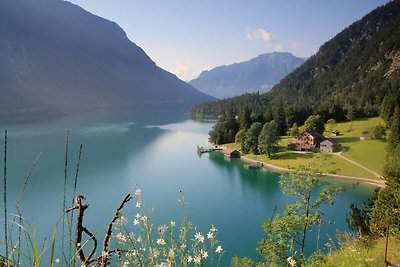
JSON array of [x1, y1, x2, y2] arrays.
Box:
[[216, 146, 386, 188], [240, 154, 386, 188]]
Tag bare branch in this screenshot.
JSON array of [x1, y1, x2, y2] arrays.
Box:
[[98, 193, 132, 267]]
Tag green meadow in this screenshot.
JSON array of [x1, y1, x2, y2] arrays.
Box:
[[227, 117, 387, 180]]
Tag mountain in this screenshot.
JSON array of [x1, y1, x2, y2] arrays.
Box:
[[191, 1, 400, 124], [0, 0, 214, 123], [189, 52, 305, 99]]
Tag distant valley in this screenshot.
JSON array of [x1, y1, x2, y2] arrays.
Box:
[[189, 52, 305, 99]]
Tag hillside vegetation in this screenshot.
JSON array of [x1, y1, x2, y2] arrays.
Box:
[[308, 236, 400, 267]]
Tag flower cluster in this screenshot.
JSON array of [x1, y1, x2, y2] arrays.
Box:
[[111, 187, 224, 266]]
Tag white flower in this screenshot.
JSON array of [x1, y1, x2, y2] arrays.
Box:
[[287, 256, 296, 267], [215, 245, 223, 254], [55, 258, 60, 265], [170, 221, 176, 227], [134, 218, 140, 226], [158, 224, 168, 235], [201, 250, 208, 259], [194, 232, 204, 243], [134, 188, 142, 197], [207, 231, 214, 240], [194, 255, 201, 264], [157, 238, 166, 246], [132, 249, 138, 256], [115, 233, 127, 242], [135, 201, 141, 208], [141, 215, 148, 222], [135, 213, 141, 219], [137, 236, 142, 243], [168, 248, 175, 258], [180, 243, 187, 249], [210, 225, 217, 232], [187, 255, 193, 263]]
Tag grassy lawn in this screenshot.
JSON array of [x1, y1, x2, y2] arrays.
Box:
[[224, 117, 387, 180], [314, 236, 400, 267], [326, 117, 387, 175]]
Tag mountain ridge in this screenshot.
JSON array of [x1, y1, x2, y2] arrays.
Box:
[[189, 52, 305, 99]]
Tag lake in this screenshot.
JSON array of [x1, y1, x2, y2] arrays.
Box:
[[0, 110, 373, 266]]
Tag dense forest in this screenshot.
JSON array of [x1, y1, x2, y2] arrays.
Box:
[[191, 1, 400, 127]]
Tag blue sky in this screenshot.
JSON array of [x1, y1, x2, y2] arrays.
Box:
[[67, 0, 389, 81]]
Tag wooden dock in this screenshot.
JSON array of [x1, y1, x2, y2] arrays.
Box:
[[197, 145, 222, 155], [244, 162, 263, 169]]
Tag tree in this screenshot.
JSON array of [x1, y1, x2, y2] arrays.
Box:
[[371, 124, 386, 140], [208, 113, 239, 145], [238, 107, 251, 130], [346, 104, 355, 131], [346, 189, 378, 238], [257, 162, 345, 265], [289, 123, 299, 137], [274, 102, 287, 136], [258, 120, 280, 158], [242, 122, 262, 154], [388, 105, 400, 146], [235, 129, 246, 144], [303, 114, 325, 134], [370, 105, 400, 236], [326, 118, 337, 132]]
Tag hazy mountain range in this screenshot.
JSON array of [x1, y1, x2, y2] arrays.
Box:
[[0, 0, 214, 122], [189, 52, 305, 99]]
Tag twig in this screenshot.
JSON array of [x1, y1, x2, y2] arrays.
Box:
[[66, 195, 97, 265], [98, 193, 132, 267]]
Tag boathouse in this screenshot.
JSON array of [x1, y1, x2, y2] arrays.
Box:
[[222, 148, 240, 158]]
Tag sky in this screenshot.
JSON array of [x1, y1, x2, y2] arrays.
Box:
[[67, 0, 389, 81]]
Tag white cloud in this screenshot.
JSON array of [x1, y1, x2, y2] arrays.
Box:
[[246, 28, 286, 52], [246, 28, 275, 43], [171, 60, 205, 81]]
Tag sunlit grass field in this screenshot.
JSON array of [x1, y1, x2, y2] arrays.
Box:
[[311, 236, 400, 267], [329, 117, 386, 174]]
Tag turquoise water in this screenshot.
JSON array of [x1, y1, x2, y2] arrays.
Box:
[[0, 110, 373, 265]]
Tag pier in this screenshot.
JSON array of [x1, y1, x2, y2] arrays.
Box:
[[244, 162, 263, 169], [197, 145, 222, 155]]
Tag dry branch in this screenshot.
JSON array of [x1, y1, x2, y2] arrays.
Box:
[[97, 193, 132, 267], [67, 193, 132, 267]]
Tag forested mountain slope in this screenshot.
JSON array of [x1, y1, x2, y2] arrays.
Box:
[[191, 0, 400, 124]]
